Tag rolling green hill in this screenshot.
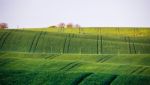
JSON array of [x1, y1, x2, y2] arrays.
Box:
[[0, 28, 150, 85], [0, 28, 150, 54]]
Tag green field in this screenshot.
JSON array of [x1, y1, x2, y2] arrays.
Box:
[[0, 27, 150, 85]]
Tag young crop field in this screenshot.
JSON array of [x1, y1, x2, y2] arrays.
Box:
[[0, 27, 150, 85]]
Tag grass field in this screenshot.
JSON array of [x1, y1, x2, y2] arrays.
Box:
[[0, 27, 150, 85]]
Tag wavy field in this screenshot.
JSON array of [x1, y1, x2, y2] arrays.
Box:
[[0, 28, 150, 85]]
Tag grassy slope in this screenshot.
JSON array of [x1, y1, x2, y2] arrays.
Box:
[[0, 29, 150, 54], [0, 28, 150, 85]]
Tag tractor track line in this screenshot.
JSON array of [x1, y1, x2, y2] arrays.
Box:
[[107, 75, 118, 85], [0, 32, 6, 42], [96, 57, 105, 62], [63, 35, 68, 53], [33, 32, 44, 52], [136, 67, 148, 74], [132, 42, 136, 54], [0, 32, 12, 49], [29, 31, 43, 52], [100, 57, 111, 63], [124, 37, 127, 42], [58, 62, 75, 71], [97, 34, 99, 54], [128, 37, 132, 54], [130, 67, 141, 74], [64, 63, 80, 71], [97, 56, 111, 63], [100, 35, 103, 54], [44, 54, 60, 59], [71, 73, 93, 85], [0, 32, 7, 48], [29, 33, 37, 52], [67, 34, 73, 53]]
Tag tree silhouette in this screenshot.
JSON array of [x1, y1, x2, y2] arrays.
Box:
[[66, 23, 73, 28], [75, 24, 81, 33], [58, 22, 65, 28], [0, 23, 8, 29], [58, 22, 65, 32]]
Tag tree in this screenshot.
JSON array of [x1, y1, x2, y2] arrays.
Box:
[[58, 22, 65, 32], [0, 23, 8, 29], [75, 24, 81, 33], [75, 24, 80, 28], [66, 23, 73, 28], [58, 22, 65, 28]]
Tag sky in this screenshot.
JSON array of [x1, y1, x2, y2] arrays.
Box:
[[0, 0, 150, 28]]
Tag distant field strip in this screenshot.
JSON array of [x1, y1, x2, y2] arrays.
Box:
[[0, 52, 149, 75], [1, 29, 149, 54]]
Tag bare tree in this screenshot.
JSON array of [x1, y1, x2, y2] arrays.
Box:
[[0, 23, 8, 29], [58, 22, 65, 28], [75, 24, 81, 33], [58, 22, 65, 32], [75, 24, 80, 28]]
